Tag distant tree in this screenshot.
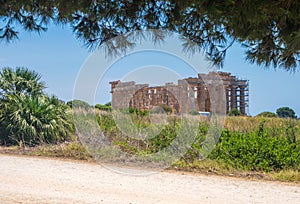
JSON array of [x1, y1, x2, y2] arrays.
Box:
[[276, 107, 297, 118], [105, 102, 111, 106], [256, 111, 277, 118], [67, 100, 90, 109], [228, 108, 241, 116]]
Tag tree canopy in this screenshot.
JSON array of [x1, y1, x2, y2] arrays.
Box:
[[276, 107, 297, 118], [1, 0, 299, 70]]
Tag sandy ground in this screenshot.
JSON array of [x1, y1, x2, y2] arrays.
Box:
[[0, 155, 299, 204]]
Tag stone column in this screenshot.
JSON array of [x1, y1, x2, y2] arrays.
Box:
[[226, 86, 230, 114], [230, 86, 237, 110], [204, 86, 211, 112], [197, 83, 206, 112], [239, 86, 245, 115]]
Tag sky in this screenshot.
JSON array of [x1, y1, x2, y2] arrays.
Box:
[[0, 23, 299, 116]]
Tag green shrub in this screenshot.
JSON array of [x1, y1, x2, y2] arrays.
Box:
[[209, 129, 300, 171], [67, 99, 90, 109], [0, 67, 73, 146], [127, 107, 148, 116], [1, 95, 73, 146], [95, 104, 112, 111], [256, 111, 277, 118], [79, 110, 300, 173], [228, 108, 241, 116]]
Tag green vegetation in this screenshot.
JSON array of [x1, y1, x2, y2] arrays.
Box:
[[0, 67, 73, 147], [67, 99, 91, 109], [1, 1, 300, 70], [93, 113, 300, 173], [95, 104, 111, 111], [95, 102, 112, 111], [228, 108, 241, 116], [210, 129, 299, 172], [256, 111, 277, 118], [276, 107, 297, 118], [128, 107, 149, 116], [1, 110, 299, 182]]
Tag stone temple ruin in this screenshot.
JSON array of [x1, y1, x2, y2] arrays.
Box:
[[110, 72, 249, 115]]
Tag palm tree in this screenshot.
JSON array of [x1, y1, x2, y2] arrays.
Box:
[[0, 67, 73, 146], [4, 94, 73, 146], [0, 67, 46, 98]]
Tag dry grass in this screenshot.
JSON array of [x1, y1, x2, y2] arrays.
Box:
[[171, 159, 300, 183], [0, 142, 93, 161], [272, 170, 300, 182]]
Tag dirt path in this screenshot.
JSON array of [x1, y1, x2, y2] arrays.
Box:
[[0, 155, 299, 204]]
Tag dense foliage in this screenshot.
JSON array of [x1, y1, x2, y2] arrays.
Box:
[[276, 107, 297, 118], [95, 103, 112, 111], [0, 67, 73, 146], [210, 128, 300, 171], [1, 0, 300, 70], [0, 67, 45, 97], [92, 111, 300, 172]]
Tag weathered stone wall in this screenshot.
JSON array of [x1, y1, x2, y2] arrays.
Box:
[[110, 72, 248, 115]]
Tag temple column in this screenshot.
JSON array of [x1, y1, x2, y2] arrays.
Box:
[[230, 86, 237, 110], [197, 83, 206, 112], [239, 86, 245, 115]]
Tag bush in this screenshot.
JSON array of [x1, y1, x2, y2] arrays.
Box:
[[91, 110, 300, 173], [228, 108, 241, 116], [0, 94, 73, 146], [256, 111, 277, 117], [209, 129, 300, 171], [128, 107, 149, 116], [0, 67, 73, 146], [95, 104, 112, 111], [66, 100, 90, 109]]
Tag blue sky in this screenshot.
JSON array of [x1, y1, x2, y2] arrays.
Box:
[[0, 23, 299, 116]]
